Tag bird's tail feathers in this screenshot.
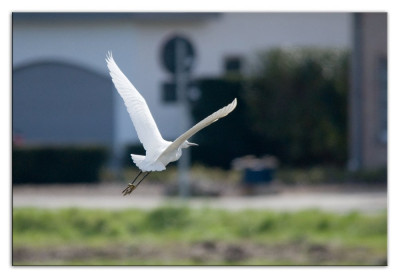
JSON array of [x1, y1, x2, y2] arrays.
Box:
[[131, 154, 145, 167], [131, 154, 166, 172]]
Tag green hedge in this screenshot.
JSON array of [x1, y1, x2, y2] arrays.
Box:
[[13, 146, 108, 184]]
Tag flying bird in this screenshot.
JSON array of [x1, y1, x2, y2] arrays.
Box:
[[106, 52, 237, 195]]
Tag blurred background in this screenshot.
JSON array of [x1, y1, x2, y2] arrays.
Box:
[[12, 12, 387, 266]]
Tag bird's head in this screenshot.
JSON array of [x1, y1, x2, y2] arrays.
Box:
[[182, 140, 198, 148]]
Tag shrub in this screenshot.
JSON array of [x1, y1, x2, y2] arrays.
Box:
[[245, 48, 349, 167], [12, 145, 108, 184]]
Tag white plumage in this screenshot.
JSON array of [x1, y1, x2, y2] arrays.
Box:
[[106, 52, 237, 194]]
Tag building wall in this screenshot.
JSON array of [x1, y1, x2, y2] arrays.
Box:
[[361, 13, 387, 169]]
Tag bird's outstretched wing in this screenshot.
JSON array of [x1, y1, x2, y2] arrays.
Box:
[[159, 98, 237, 158], [106, 52, 165, 153]]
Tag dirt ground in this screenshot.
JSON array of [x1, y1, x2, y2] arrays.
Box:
[[13, 239, 386, 266]]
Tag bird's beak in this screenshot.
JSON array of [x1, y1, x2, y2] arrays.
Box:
[[187, 142, 198, 147]]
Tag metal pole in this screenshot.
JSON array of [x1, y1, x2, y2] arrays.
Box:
[[176, 39, 191, 198]]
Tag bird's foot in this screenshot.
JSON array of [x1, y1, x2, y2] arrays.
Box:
[[122, 183, 137, 196]]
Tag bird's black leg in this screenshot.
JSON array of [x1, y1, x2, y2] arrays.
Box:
[[122, 171, 150, 196], [135, 172, 150, 187], [130, 171, 143, 185]]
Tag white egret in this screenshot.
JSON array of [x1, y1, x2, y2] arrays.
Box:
[[106, 52, 237, 195]]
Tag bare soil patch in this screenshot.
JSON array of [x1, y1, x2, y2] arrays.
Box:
[[13, 240, 386, 266]]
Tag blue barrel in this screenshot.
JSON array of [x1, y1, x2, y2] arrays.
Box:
[[243, 168, 275, 186]]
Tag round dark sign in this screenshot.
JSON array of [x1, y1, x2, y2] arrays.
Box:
[[161, 35, 195, 74]]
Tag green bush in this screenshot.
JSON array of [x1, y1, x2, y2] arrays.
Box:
[[245, 48, 349, 167], [12, 145, 108, 184]]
